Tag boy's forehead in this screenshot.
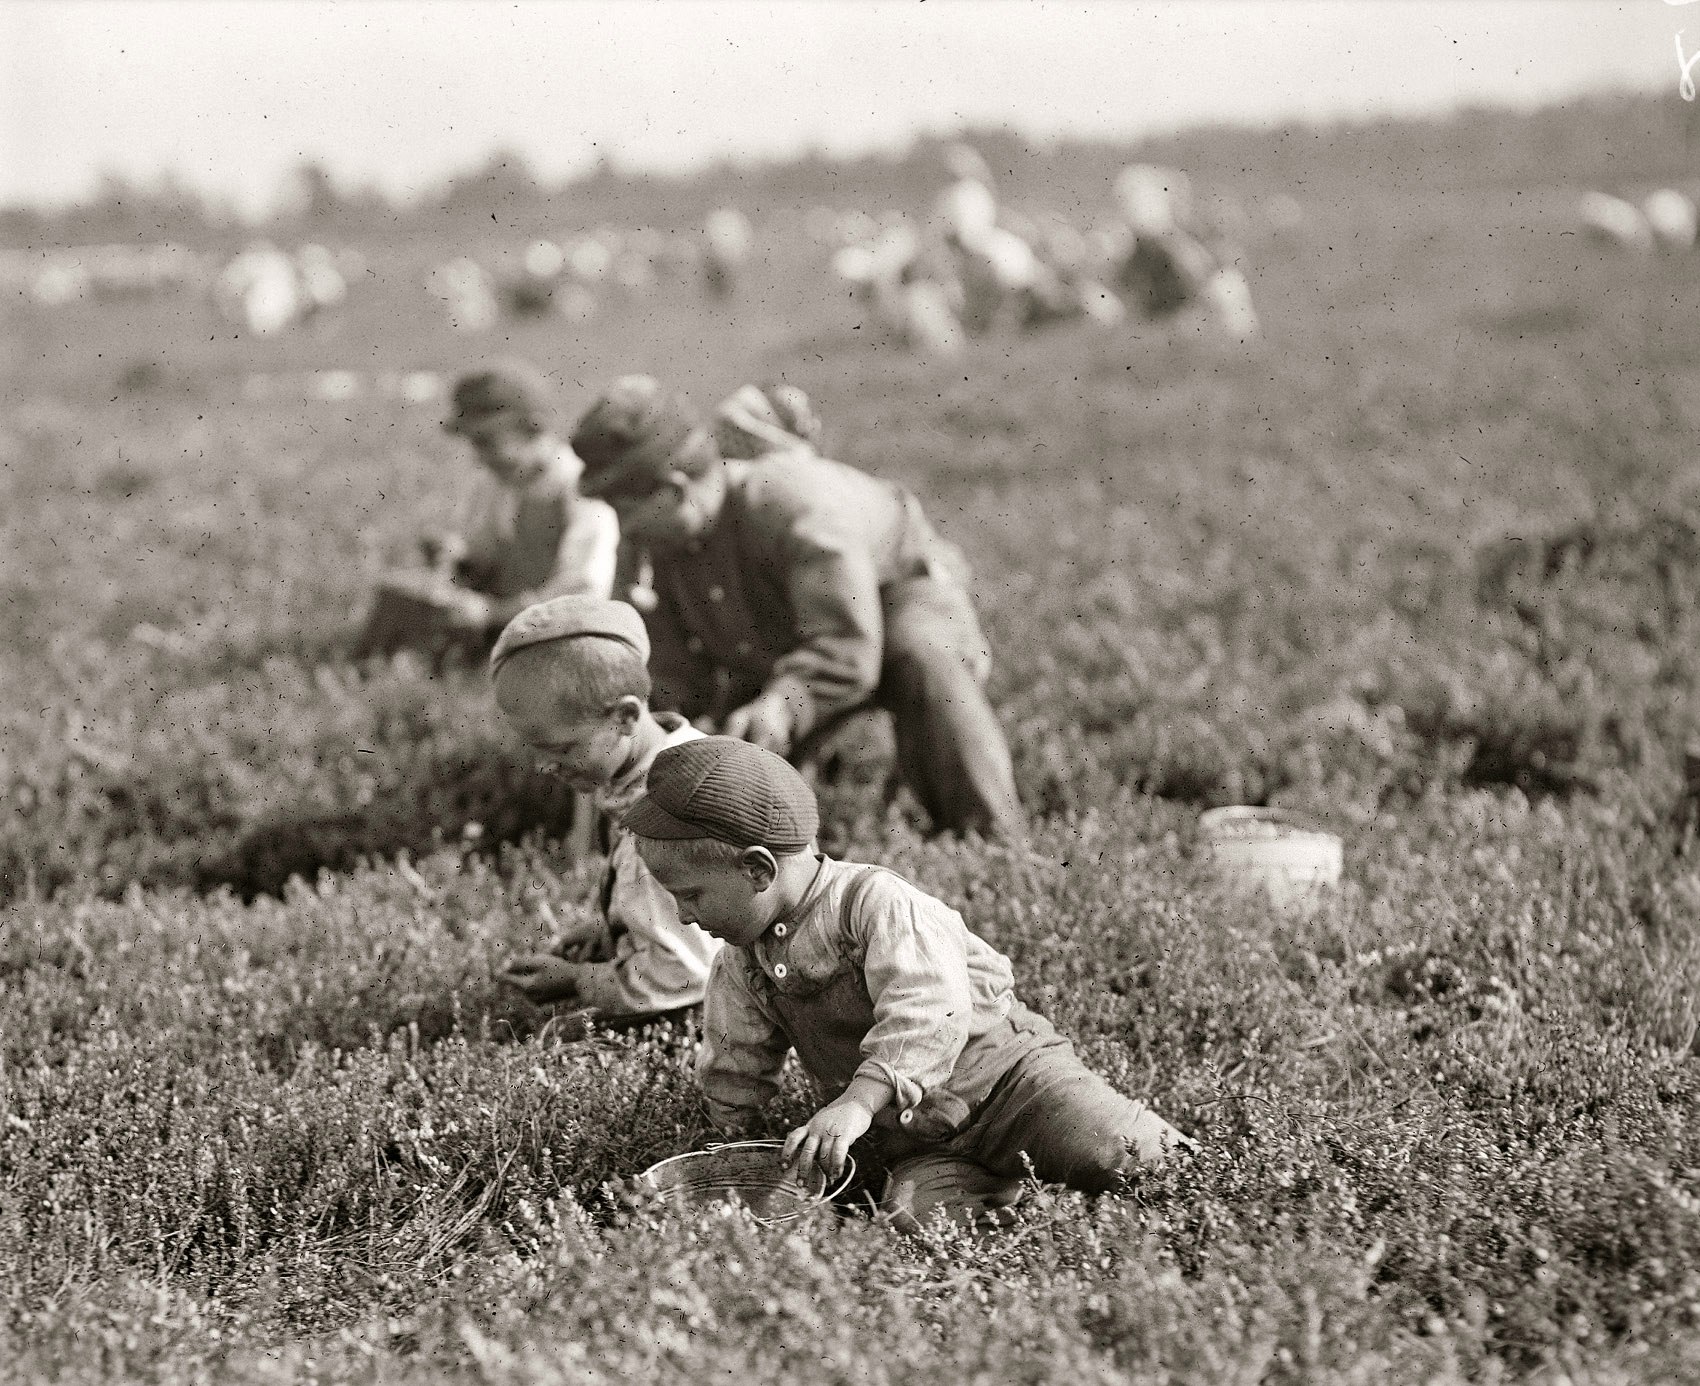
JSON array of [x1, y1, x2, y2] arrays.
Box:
[[635, 841, 716, 883], [493, 647, 594, 718]]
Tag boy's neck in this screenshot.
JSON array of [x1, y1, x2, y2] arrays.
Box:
[[763, 846, 826, 923]]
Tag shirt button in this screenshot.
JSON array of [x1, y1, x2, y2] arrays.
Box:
[[686, 637, 704, 654], [736, 640, 752, 656], [772, 922, 788, 938], [772, 962, 788, 980], [708, 585, 725, 603], [898, 1109, 914, 1126]]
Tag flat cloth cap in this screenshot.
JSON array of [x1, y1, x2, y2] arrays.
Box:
[[622, 736, 819, 852], [444, 361, 557, 436], [489, 595, 650, 677], [571, 375, 710, 499]]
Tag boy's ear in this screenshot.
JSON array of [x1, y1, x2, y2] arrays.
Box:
[[739, 846, 779, 890], [610, 695, 645, 733]]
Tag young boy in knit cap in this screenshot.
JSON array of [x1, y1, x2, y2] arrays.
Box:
[[429, 361, 620, 638], [487, 595, 721, 1021], [570, 374, 1026, 844], [625, 735, 1193, 1231]]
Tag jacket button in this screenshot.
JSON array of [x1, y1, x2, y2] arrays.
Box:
[[898, 1109, 914, 1126], [773, 963, 788, 979], [686, 637, 704, 654], [709, 585, 725, 603], [772, 922, 788, 938]]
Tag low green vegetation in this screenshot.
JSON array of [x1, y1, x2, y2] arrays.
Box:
[[3, 99, 1698, 1381]]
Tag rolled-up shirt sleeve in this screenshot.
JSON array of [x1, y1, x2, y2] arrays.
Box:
[[848, 880, 975, 1115], [573, 836, 719, 1017], [698, 950, 791, 1132], [765, 514, 885, 738], [533, 499, 619, 602]]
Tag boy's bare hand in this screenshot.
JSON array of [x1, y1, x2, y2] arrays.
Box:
[[781, 1095, 873, 1183], [720, 695, 793, 754], [495, 954, 582, 1005]]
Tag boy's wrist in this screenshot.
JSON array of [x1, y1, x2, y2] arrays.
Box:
[[841, 1074, 893, 1116]]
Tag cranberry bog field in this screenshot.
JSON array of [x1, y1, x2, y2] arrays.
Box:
[[3, 102, 1699, 1382]]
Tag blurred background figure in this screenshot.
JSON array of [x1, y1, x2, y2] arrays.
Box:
[[215, 240, 308, 336], [1108, 163, 1259, 339], [713, 381, 825, 460], [833, 221, 965, 358], [1642, 187, 1697, 252], [354, 360, 618, 660], [426, 255, 500, 332], [1577, 189, 1657, 253], [702, 205, 754, 298]]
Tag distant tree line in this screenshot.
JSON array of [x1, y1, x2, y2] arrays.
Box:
[[0, 88, 1685, 250]]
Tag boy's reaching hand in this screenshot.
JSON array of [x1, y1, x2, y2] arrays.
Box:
[[496, 954, 583, 1005], [782, 1094, 875, 1183]]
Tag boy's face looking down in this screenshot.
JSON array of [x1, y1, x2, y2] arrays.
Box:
[[459, 418, 554, 486], [602, 467, 726, 550], [494, 665, 641, 791], [635, 841, 781, 947]]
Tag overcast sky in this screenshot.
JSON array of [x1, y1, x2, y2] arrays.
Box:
[[0, 0, 1679, 213]]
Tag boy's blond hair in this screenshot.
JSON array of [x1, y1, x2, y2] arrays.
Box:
[[493, 632, 651, 719]]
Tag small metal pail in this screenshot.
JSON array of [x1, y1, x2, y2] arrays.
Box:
[[636, 1140, 855, 1226]]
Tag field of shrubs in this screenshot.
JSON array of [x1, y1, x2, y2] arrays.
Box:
[[3, 97, 1699, 1382]]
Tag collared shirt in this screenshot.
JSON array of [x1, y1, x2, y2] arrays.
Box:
[[698, 855, 1032, 1136], [567, 714, 723, 1018], [458, 444, 619, 602], [646, 456, 959, 737]]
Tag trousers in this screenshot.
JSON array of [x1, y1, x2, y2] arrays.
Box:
[[795, 575, 1027, 844], [874, 1037, 1193, 1233]]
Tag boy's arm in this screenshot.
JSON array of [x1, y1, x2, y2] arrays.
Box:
[[733, 509, 885, 748], [698, 950, 791, 1134], [847, 878, 976, 1119], [570, 836, 721, 1017], [529, 498, 620, 604]]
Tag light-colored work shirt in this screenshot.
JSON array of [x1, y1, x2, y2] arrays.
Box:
[[699, 855, 1049, 1139], [457, 445, 620, 602], [568, 714, 723, 1018]]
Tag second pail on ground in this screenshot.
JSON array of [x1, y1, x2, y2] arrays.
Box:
[[1198, 806, 1343, 910]]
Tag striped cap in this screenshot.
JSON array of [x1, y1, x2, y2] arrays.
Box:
[[622, 736, 819, 852]]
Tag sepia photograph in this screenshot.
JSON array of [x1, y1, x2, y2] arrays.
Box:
[[1, 1, 1696, 1379]]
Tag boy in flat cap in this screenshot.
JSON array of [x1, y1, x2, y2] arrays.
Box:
[[430, 361, 620, 638], [625, 736, 1192, 1231], [570, 375, 1026, 844], [487, 595, 721, 1020]]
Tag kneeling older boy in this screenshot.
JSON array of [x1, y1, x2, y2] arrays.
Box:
[[624, 735, 1194, 1230]]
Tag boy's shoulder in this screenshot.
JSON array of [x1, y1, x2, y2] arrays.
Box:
[[732, 453, 890, 524], [830, 858, 953, 928]]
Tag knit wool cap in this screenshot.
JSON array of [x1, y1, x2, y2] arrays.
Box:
[[570, 375, 712, 499], [488, 595, 650, 678], [622, 736, 819, 852], [713, 383, 823, 459], [443, 361, 556, 437]]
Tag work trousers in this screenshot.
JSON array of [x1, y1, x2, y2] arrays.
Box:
[[795, 575, 1027, 844], [875, 1036, 1193, 1233]]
